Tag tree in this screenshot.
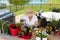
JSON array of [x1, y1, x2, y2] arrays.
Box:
[[9, 0, 30, 5], [9, 0, 30, 10]]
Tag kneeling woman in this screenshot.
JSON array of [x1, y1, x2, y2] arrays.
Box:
[[20, 8, 38, 28]]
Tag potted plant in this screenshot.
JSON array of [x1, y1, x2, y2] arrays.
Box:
[[34, 28, 47, 40], [26, 26, 32, 37], [0, 20, 10, 35], [0, 20, 3, 34], [20, 19, 25, 25], [52, 8, 59, 12], [10, 23, 21, 36], [18, 26, 32, 39], [3, 21, 10, 35], [51, 20, 58, 27], [18, 30, 25, 37]]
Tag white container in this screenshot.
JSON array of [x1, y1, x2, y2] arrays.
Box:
[[36, 37, 41, 40], [43, 38, 47, 40], [36, 37, 47, 40]]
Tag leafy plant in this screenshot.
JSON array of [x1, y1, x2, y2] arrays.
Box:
[[18, 31, 25, 36], [0, 20, 9, 34], [0, 20, 4, 30], [52, 8, 60, 12], [20, 20, 25, 25], [51, 20, 58, 27], [12, 23, 20, 29], [3, 22, 9, 34], [36, 30, 47, 38]]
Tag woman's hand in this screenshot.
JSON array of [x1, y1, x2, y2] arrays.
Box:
[[34, 21, 39, 27]]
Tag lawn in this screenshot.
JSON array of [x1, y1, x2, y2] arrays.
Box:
[[14, 5, 60, 15], [48, 0, 60, 4], [14, 8, 28, 15], [7, 0, 60, 15], [14, 5, 52, 15]]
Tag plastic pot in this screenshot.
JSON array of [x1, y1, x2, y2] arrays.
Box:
[[21, 35, 30, 40], [10, 24, 21, 36]]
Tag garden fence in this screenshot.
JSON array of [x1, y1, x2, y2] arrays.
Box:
[[0, 4, 60, 12]]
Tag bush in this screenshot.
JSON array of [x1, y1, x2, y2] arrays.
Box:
[[0, 20, 9, 34], [51, 20, 58, 27], [52, 8, 60, 12]]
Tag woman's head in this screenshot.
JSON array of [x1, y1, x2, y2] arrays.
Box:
[[27, 8, 33, 13], [25, 8, 36, 17]]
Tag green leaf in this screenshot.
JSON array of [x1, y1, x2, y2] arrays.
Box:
[[0, 20, 9, 34]]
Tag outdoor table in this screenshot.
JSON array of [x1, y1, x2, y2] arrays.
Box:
[[0, 34, 48, 40], [0, 32, 52, 40]]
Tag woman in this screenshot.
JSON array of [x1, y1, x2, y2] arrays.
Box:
[[20, 8, 38, 27]]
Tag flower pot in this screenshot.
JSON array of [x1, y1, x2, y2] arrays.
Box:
[[28, 33, 32, 37], [36, 37, 47, 40], [10, 24, 21, 36], [58, 32, 60, 35], [10, 27, 19, 36], [26, 36, 31, 39], [43, 38, 47, 40], [22, 35, 26, 39], [22, 35, 30, 40], [36, 37, 41, 40]]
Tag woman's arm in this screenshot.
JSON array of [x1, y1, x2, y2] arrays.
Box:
[[34, 15, 39, 27], [34, 21, 39, 27]]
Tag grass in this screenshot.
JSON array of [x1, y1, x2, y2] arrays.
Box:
[[48, 0, 60, 4], [6, 0, 60, 15], [14, 8, 28, 15], [13, 5, 52, 15]]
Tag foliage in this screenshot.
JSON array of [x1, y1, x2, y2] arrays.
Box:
[[20, 20, 25, 25], [35, 28, 47, 38], [0, 20, 9, 34], [18, 30, 25, 36], [0, 20, 5, 30], [15, 23, 20, 28], [9, 0, 30, 5], [51, 20, 58, 27], [52, 8, 60, 12], [36, 30, 47, 38], [3, 22, 9, 33], [11, 23, 20, 29]]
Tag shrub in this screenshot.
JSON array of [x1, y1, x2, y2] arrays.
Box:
[[0, 20, 9, 34], [51, 20, 58, 27]]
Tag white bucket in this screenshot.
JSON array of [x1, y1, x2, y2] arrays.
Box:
[[43, 38, 47, 40], [36, 37, 41, 40]]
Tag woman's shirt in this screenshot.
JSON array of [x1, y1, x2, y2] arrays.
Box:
[[21, 15, 38, 26]]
